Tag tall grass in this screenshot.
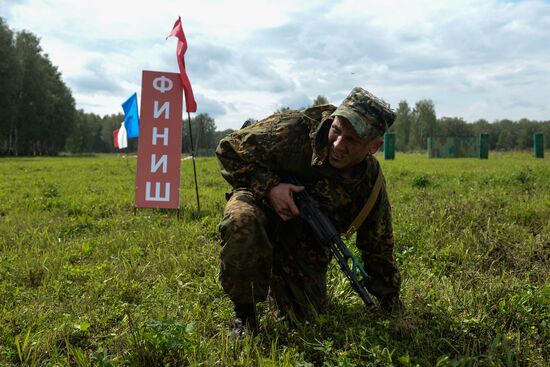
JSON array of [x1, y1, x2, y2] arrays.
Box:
[[0, 152, 548, 366]]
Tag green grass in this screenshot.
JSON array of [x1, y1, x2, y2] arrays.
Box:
[[0, 152, 548, 366]]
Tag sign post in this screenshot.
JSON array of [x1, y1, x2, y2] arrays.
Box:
[[383, 132, 396, 160], [533, 132, 544, 158], [135, 71, 183, 209]]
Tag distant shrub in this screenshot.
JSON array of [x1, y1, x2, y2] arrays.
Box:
[[411, 174, 430, 188], [511, 167, 533, 184]]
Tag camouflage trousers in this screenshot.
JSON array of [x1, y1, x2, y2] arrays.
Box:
[[218, 189, 401, 320], [218, 189, 332, 320]]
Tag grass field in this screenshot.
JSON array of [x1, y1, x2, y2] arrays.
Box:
[[0, 152, 548, 366]]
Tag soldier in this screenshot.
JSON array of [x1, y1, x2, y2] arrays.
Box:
[[216, 87, 402, 338]]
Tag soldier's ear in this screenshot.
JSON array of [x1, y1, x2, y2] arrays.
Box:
[[367, 136, 383, 154]]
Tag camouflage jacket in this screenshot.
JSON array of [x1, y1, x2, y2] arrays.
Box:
[[216, 105, 395, 260]]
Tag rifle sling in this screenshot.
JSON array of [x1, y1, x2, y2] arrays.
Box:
[[344, 169, 383, 240]]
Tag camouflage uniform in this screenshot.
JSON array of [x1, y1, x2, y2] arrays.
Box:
[[217, 88, 401, 320]]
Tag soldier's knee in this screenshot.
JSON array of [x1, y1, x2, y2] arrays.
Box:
[[219, 195, 266, 242], [220, 209, 261, 240]]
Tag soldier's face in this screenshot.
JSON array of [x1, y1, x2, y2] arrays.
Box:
[[328, 116, 382, 173]]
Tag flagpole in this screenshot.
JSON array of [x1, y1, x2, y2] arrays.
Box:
[[187, 112, 201, 212]]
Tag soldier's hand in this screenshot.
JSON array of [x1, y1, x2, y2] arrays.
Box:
[[267, 183, 304, 221]]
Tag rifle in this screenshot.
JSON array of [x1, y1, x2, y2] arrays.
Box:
[[283, 175, 377, 310]]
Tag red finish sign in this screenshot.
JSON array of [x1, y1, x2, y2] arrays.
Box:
[[135, 70, 183, 209]]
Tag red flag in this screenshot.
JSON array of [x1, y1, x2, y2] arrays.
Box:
[[113, 128, 120, 148], [167, 16, 197, 113]]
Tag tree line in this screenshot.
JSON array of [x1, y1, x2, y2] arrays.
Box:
[[0, 18, 76, 155], [390, 100, 550, 151], [72, 98, 550, 155], [1, 18, 548, 156]]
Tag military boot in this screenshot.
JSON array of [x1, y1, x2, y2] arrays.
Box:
[[379, 295, 404, 313], [230, 303, 257, 340]]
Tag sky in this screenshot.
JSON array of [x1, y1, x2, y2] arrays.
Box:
[[2, 0, 550, 130]]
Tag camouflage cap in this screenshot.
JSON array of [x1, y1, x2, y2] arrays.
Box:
[[330, 87, 396, 140]]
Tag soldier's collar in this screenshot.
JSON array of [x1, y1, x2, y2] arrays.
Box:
[[303, 106, 336, 166], [311, 120, 331, 166]]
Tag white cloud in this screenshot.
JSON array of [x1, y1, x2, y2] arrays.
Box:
[[4, 0, 550, 130]]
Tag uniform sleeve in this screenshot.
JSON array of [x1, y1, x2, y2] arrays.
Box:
[[215, 119, 283, 198], [355, 163, 401, 299]]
